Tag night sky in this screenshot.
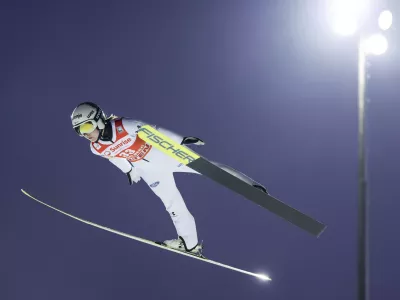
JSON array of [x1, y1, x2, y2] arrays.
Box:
[[3, 1, 400, 299]]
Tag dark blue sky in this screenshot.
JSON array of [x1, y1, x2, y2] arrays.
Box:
[[2, 1, 399, 299]]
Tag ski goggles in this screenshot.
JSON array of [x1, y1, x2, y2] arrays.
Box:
[[74, 120, 97, 135]]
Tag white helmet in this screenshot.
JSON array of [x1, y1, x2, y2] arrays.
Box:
[[71, 102, 107, 136]]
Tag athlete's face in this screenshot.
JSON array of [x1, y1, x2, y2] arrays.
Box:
[[83, 128, 100, 142]]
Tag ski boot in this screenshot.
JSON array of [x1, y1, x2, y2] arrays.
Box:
[[253, 184, 268, 194], [212, 162, 269, 194], [160, 236, 205, 258]]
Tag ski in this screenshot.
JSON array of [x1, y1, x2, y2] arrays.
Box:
[[137, 125, 327, 237], [20, 189, 271, 282]]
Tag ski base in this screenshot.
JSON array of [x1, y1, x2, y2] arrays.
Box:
[[189, 157, 327, 237]]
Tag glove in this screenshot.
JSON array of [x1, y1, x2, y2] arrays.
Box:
[[181, 136, 205, 146], [126, 167, 141, 185]]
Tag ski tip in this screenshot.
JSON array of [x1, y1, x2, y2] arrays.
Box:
[[21, 188, 30, 195], [20, 189, 32, 198]]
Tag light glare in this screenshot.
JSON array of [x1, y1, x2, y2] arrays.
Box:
[[378, 10, 393, 31], [363, 34, 388, 55], [332, 16, 358, 36], [329, 0, 370, 36]]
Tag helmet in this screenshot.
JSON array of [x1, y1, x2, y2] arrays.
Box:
[[71, 102, 106, 136]]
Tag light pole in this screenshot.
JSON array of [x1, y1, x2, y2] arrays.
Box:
[[328, 2, 393, 300], [357, 33, 368, 300]]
